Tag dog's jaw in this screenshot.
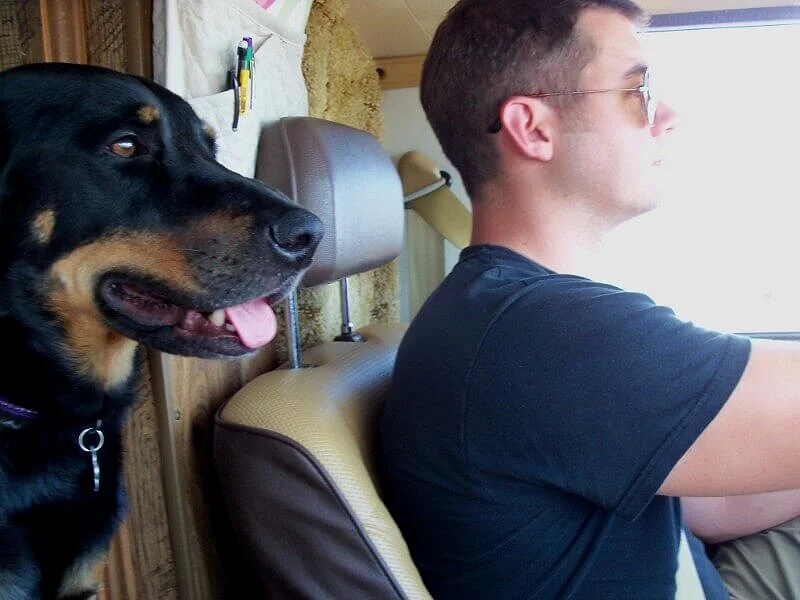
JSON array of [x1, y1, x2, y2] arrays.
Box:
[[100, 277, 281, 354]]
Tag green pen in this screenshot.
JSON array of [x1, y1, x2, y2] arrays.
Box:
[[244, 37, 254, 109]]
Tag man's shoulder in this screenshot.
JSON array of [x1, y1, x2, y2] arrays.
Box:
[[453, 245, 652, 315], [455, 244, 552, 279], [453, 245, 633, 295], [408, 244, 657, 344]]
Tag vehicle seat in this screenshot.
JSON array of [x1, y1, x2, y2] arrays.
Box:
[[213, 116, 432, 599], [212, 117, 705, 600]]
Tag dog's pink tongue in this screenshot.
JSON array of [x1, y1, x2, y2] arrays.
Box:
[[224, 299, 277, 349]]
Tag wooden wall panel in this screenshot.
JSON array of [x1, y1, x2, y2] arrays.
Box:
[[84, 0, 126, 69], [375, 53, 424, 90], [0, 0, 42, 69]]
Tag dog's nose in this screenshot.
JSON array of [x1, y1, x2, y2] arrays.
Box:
[[268, 207, 323, 265]]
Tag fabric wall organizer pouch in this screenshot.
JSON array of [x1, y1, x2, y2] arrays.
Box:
[[152, 0, 312, 177]]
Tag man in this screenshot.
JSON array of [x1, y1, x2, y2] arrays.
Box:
[[379, 1, 800, 598]]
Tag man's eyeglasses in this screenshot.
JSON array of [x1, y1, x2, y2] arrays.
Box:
[[488, 67, 656, 133]]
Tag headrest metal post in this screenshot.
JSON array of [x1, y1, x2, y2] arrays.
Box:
[[284, 291, 303, 368], [333, 277, 363, 342]]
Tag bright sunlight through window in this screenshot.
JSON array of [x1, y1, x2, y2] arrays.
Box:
[[590, 19, 800, 334]]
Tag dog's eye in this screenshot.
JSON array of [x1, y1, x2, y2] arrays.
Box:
[[109, 136, 145, 158]]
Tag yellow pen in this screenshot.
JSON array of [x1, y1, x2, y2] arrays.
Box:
[[236, 40, 249, 116]]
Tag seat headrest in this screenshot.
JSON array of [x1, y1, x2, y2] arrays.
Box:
[[256, 117, 404, 288]]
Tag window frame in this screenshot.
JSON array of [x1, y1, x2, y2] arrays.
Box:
[[648, 7, 800, 31]]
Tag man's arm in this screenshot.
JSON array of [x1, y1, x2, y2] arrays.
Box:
[[682, 490, 800, 544], [660, 338, 800, 497]]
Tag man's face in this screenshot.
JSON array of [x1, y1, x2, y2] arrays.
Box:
[[554, 7, 676, 226]]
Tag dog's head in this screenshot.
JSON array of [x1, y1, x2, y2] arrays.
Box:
[[0, 63, 322, 390]]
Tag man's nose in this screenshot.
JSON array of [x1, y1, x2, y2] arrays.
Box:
[[651, 101, 677, 136]]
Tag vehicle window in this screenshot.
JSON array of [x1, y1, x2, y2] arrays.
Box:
[[590, 13, 800, 334]]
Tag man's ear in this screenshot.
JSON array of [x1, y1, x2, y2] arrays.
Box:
[[497, 96, 555, 162]]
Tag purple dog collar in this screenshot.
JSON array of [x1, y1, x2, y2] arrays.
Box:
[[0, 396, 39, 423]]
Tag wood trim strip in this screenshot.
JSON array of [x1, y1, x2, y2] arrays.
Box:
[[148, 350, 199, 600], [375, 54, 425, 90], [118, 376, 179, 599], [122, 0, 152, 78], [39, 0, 87, 63]]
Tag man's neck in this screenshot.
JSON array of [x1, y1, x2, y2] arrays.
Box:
[[471, 182, 615, 276]]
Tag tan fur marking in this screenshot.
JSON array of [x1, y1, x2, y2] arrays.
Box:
[[202, 122, 217, 143], [57, 551, 101, 599], [32, 209, 56, 245], [47, 232, 198, 390], [136, 105, 159, 124], [189, 212, 254, 246]]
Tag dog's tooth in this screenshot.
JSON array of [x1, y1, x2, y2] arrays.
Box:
[[208, 309, 226, 326]]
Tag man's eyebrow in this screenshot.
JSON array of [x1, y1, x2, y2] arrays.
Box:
[[623, 63, 648, 79]]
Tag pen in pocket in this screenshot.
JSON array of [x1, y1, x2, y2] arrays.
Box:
[[236, 40, 249, 117], [244, 37, 255, 109]]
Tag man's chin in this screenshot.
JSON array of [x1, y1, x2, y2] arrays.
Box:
[[636, 183, 662, 215], [616, 194, 660, 225], [641, 194, 661, 215]]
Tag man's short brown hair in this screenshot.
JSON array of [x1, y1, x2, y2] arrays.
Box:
[[421, 0, 647, 198]]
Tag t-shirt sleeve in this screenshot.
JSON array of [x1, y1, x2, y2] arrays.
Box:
[[465, 276, 752, 521]]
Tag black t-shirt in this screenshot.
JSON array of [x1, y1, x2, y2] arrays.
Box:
[[380, 245, 751, 599]]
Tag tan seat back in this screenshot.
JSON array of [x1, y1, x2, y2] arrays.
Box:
[[213, 116, 431, 598], [215, 324, 432, 598]]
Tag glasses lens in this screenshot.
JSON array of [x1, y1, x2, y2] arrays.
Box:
[[643, 69, 656, 125]]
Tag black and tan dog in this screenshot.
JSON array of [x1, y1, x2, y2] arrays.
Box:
[[0, 63, 322, 599]]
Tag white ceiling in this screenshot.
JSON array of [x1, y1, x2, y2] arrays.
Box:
[[346, 0, 800, 58]]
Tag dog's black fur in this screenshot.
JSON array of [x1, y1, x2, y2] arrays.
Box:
[[0, 63, 322, 599]]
